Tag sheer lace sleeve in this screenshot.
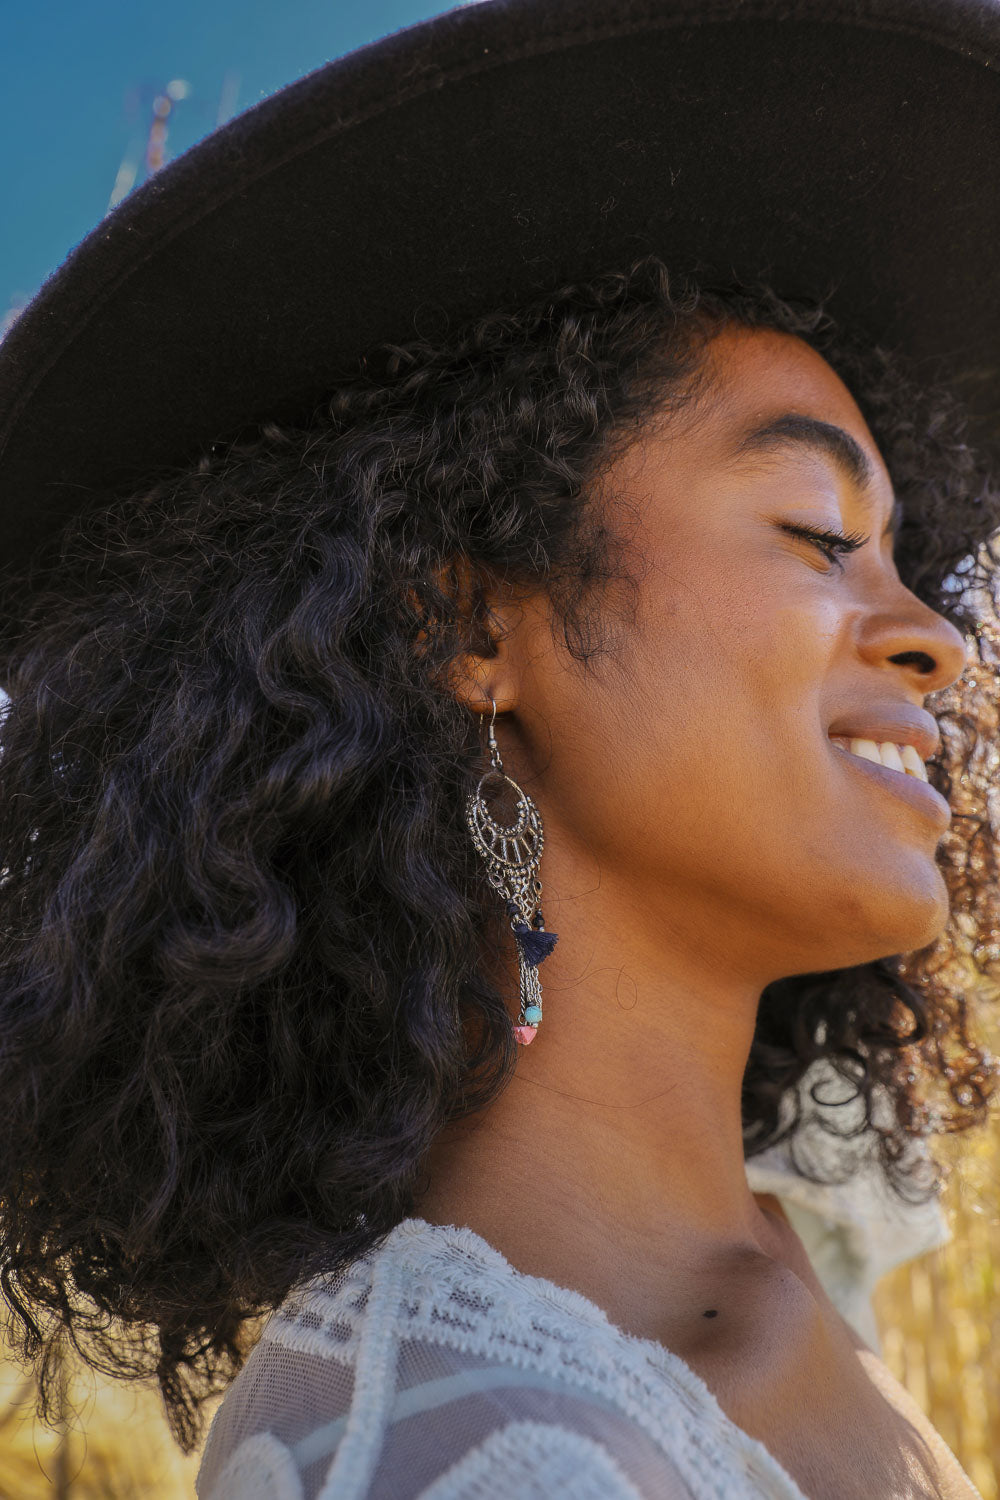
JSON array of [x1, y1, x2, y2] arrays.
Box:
[[197, 1218, 816, 1500], [196, 1334, 698, 1500]]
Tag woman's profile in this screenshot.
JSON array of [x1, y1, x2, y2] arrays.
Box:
[[0, 2, 997, 1496]]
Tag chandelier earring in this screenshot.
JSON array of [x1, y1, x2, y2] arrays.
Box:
[[465, 699, 558, 1045]]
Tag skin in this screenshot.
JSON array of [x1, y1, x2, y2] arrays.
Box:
[[412, 323, 975, 1496]]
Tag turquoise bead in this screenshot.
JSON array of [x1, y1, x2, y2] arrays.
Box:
[[524, 1004, 542, 1024]]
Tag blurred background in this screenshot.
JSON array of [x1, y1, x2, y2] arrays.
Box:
[[2, 1, 998, 1494], [2, 0, 444, 339]]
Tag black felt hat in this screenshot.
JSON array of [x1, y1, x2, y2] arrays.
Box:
[[0, 0, 998, 661]]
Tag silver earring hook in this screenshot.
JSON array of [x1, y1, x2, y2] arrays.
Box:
[[483, 697, 501, 772]]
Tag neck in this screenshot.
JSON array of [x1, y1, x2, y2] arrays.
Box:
[[412, 860, 787, 1319]]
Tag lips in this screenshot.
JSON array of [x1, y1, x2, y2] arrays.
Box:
[[830, 737, 928, 780], [826, 710, 940, 763], [827, 732, 953, 828]]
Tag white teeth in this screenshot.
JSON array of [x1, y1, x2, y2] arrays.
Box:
[[848, 737, 882, 764], [837, 736, 929, 779], [900, 744, 929, 782], [878, 741, 906, 774]]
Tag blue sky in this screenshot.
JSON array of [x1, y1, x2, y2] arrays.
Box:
[[3, 0, 450, 333]]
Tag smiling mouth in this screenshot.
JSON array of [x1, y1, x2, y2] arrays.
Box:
[[828, 736, 928, 781], [828, 735, 950, 829]]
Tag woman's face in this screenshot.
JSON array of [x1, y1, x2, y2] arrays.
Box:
[[505, 322, 969, 981]]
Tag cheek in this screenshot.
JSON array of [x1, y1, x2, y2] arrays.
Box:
[[526, 533, 843, 839], [573, 591, 837, 869], [537, 593, 751, 837], [628, 578, 833, 753]]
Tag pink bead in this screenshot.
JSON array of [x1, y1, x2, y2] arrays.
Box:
[[513, 1025, 538, 1045]]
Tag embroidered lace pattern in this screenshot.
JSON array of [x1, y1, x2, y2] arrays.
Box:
[[196, 1215, 818, 1500], [195, 1066, 973, 1499]]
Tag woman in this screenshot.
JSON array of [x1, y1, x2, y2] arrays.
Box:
[[0, 2, 997, 1496]]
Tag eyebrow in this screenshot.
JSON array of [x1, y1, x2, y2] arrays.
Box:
[[725, 412, 902, 537]]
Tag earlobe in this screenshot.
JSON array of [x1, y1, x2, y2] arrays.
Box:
[[439, 555, 523, 716], [446, 647, 518, 719]]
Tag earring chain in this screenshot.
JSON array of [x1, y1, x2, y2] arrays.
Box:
[[464, 698, 557, 1044]]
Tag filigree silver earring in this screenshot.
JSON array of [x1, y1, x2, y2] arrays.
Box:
[[465, 699, 558, 1045]]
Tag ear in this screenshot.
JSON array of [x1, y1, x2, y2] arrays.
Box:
[[439, 556, 527, 719]]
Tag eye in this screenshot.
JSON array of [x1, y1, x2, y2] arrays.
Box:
[[778, 521, 869, 570]]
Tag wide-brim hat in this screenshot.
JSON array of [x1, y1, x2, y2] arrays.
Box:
[[0, 0, 998, 669]]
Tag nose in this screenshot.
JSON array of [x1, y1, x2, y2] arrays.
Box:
[[856, 585, 969, 695]]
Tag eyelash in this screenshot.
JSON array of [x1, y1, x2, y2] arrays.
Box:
[[778, 521, 869, 568]]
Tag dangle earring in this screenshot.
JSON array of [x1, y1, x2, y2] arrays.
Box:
[[465, 700, 558, 1045]]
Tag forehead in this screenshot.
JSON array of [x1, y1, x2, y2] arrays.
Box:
[[699, 323, 858, 411], [688, 323, 893, 494]]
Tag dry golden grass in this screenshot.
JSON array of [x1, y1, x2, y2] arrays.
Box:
[[873, 1088, 1000, 1499], [0, 1349, 223, 1498]]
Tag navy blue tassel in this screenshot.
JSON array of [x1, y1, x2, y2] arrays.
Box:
[[512, 921, 559, 966]]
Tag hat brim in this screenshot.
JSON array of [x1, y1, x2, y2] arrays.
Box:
[[0, 0, 998, 651]]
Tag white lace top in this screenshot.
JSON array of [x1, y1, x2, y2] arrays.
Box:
[[194, 1127, 970, 1500]]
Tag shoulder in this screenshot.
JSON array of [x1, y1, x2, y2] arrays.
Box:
[[380, 1418, 679, 1500], [195, 1217, 796, 1500], [198, 1413, 691, 1500]]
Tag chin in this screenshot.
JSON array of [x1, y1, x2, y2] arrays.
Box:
[[862, 882, 951, 963], [803, 861, 952, 970]]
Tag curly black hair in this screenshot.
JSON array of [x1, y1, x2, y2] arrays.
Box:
[[0, 256, 997, 1454]]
